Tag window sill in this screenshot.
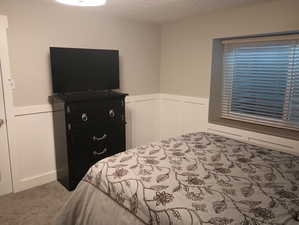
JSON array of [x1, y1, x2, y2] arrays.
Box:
[[209, 116, 299, 141]]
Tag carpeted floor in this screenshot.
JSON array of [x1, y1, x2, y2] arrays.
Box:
[[0, 182, 72, 225]]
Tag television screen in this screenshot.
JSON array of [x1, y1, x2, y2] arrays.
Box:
[[50, 47, 119, 94]]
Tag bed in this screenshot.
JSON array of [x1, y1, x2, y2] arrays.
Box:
[[53, 132, 299, 225]]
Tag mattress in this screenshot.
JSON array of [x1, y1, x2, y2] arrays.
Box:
[[53, 132, 299, 225]]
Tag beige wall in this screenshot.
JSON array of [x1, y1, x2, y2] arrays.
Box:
[[160, 0, 299, 98], [0, 0, 161, 106], [2, 0, 299, 105]]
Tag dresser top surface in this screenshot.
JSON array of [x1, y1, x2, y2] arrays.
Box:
[[50, 90, 128, 103]]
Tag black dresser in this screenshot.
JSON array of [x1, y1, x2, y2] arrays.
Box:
[[51, 91, 127, 190]]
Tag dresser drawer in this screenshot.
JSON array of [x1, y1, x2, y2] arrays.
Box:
[[68, 99, 125, 127], [70, 123, 126, 166], [89, 124, 125, 165]]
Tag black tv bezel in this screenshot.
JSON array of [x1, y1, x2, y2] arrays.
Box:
[[50, 47, 120, 94]]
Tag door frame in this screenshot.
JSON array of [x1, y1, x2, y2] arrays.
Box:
[[0, 15, 17, 193]]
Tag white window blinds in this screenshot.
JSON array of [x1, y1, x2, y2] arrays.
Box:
[[222, 36, 299, 130]]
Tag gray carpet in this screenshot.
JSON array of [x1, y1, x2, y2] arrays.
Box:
[[0, 182, 72, 225]]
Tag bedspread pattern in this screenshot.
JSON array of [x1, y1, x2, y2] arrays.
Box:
[[83, 132, 299, 225]]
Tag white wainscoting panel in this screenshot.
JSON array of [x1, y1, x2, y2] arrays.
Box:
[[12, 94, 161, 192], [159, 94, 298, 156], [13, 111, 57, 192], [10, 93, 299, 192], [126, 94, 160, 148], [160, 94, 209, 140], [125, 101, 134, 149], [134, 98, 160, 146], [160, 98, 181, 139]]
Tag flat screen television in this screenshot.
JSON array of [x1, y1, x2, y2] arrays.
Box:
[[50, 47, 119, 94]]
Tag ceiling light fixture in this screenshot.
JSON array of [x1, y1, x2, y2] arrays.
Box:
[[56, 0, 107, 7]]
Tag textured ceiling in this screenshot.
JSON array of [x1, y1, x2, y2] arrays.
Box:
[[52, 0, 273, 24]]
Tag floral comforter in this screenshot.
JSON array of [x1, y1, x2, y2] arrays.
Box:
[[83, 132, 299, 225]]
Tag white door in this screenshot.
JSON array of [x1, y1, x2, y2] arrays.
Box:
[[0, 61, 12, 196]]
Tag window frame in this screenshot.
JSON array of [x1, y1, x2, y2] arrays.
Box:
[[208, 31, 299, 140]]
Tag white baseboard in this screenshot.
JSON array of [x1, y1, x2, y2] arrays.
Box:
[[10, 93, 299, 193], [16, 171, 57, 192]]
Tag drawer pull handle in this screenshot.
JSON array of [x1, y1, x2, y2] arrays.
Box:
[[81, 113, 88, 122], [93, 134, 107, 142], [109, 109, 115, 118], [93, 148, 107, 156]]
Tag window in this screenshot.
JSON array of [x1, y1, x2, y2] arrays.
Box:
[[221, 35, 299, 131]]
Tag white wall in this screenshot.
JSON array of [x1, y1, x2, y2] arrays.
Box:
[[0, 50, 12, 196], [11, 93, 299, 192], [0, 15, 15, 196]]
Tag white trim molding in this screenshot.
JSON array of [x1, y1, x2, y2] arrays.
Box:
[[14, 104, 53, 117], [0, 15, 15, 195], [14, 94, 161, 116], [17, 171, 57, 192], [160, 93, 209, 105], [126, 93, 160, 103]]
